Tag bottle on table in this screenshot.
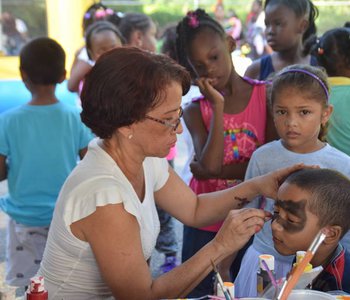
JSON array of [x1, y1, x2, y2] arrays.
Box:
[[25, 276, 48, 300], [257, 254, 275, 295]]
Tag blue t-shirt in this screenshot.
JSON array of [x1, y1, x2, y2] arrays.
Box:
[[0, 102, 93, 226]]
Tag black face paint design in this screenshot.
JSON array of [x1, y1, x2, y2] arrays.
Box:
[[272, 199, 307, 233], [235, 196, 248, 208]]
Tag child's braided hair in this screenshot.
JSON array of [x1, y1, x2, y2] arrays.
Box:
[[176, 9, 225, 78]]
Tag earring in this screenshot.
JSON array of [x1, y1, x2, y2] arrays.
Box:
[[128, 134, 133, 139]]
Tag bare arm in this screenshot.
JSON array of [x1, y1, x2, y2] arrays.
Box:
[[189, 159, 248, 181], [78, 147, 88, 160], [183, 78, 225, 177], [0, 154, 7, 181], [71, 202, 267, 299], [70, 163, 306, 299], [156, 164, 306, 228], [67, 54, 92, 93], [244, 59, 261, 80], [264, 103, 278, 142]]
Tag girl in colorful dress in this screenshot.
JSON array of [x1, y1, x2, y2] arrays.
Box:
[[176, 9, 276, 297]]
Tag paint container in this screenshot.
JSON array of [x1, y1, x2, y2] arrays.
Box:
[[216, 281, 234, 299], [239, 298, 266, 300], [293, 251, 313, 272], [287, 289, 335, 299], [25, 276, 48, 300], [257, 254, 275, 295]]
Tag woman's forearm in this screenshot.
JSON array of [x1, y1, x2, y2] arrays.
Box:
[[151, 240, 226, 298], [150, 208, 266, 299], [190, 178, 260, 228]]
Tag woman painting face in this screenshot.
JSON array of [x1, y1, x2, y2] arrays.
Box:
[[131, 81, 183, 158]]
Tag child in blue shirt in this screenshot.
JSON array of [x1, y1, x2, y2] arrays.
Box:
[[0, 37, 93, 287], [272, 168, 350, 293]]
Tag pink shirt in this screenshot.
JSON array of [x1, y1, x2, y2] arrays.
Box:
[[190, 78, 267, 232]]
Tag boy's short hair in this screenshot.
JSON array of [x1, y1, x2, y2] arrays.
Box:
[[20, 37, 65, 85], [285, 168, 350, 239]]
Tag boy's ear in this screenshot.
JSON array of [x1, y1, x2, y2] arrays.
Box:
[[58, 70, 67, 84], [225, 35, 236, 53], [323, 225, 342, 245], [321, 104, 333, 126]]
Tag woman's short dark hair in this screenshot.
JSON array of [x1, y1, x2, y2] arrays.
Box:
[[81, 47, 191, 139]]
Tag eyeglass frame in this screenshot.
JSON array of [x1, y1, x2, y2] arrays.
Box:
[[145, 107, 183, 132]]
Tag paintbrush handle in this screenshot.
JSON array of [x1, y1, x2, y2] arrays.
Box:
[[278, 251, 313, 300]]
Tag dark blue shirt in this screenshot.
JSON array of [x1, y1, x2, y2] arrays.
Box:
[[258, 55, 318, 80], [311, 244, 350, 293]]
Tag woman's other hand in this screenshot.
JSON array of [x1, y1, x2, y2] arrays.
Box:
[[250, 163, 318, 199]]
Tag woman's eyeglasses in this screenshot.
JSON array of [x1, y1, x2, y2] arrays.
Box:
[[145, 107, 183, 132]]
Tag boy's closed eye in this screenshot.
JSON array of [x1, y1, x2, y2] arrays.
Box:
[[273, 207, 299, 224], [273, 199, 306, 232]]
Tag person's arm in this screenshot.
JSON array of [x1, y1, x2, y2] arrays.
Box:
[[217, 252, 237, 282], [0, 154, 7, 181], [70, 163, 305, 299], [189, 159, 248, 181], [244, 59, 261, 79], [67, 52, 92, 93], [78, 147, 88, 160], [264, 100, 278, 142], [183, 78, 225, 177], [156, 164, 305, 228], [71, 199, 268, 299]]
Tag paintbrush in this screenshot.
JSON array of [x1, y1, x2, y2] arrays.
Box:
[[210, 259, 232, 300], [277, 230, 327, 300]]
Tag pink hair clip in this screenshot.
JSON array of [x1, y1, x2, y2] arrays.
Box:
[[105, 8, 114, 15], [187, 11, 199, 28], [95, 8, 107, 19]]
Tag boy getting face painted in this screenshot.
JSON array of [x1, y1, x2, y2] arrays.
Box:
[[271, 168, 350, 293]]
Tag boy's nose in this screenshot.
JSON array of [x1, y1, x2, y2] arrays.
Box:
[[271, 218, 283, 232]]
